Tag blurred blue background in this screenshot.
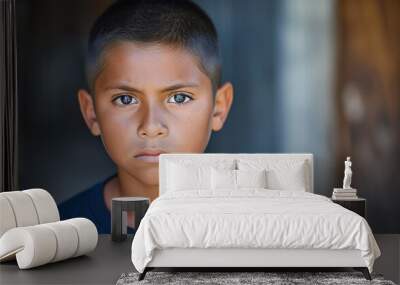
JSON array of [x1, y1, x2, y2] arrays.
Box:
[[16, 0, 400, 233]]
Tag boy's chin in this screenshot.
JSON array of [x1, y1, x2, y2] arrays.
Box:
[[129, 161, 159, 185]]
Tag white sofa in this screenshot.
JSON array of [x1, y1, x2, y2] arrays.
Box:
[[0, 189, 97, 269]]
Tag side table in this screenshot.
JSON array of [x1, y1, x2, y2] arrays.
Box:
[[331, 197, 366, 218], [111, 197, 149, 242]]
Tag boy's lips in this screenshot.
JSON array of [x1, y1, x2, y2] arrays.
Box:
[[134, 150, 166, 163]]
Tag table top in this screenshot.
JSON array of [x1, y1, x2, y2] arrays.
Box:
[[0, 235, 134, 285], [112, 197, 149, 202], [331, 197, 366, 202]]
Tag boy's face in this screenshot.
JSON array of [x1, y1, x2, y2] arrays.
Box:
[[78, 41, 233, 186]]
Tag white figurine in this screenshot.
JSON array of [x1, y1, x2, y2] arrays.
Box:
[[343, 156, 353, 189]]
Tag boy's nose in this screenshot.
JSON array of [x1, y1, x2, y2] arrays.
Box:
[[138, 126, 167, 138], [137, 107, 168, 139]]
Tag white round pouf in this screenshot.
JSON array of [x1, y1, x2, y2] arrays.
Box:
[[42, 221, 79, 262], [0, 218, 98, 269], [0, 191, 39, 227], [23, 188, 60, 224], [65, 218, 98, 257], [0, 225, 57, 269], [0, 196, 17, 237], [0, 190, 98, 269]]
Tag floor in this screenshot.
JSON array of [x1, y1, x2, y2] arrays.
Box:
[[0, 234, 398, 284], [374, 234, 400, 284]]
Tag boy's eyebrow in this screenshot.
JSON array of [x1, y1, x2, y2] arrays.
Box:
[[104, 83, 199, 93]]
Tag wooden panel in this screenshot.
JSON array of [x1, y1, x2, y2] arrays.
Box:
[[335, 0, 400, 233]]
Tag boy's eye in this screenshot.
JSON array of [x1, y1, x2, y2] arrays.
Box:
[[113, 95, 138, 106], [167, 93, 193, 104]]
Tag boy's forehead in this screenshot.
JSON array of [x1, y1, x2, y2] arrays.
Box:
[[95, 41, 211, 92]]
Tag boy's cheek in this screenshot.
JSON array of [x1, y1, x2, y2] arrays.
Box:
[[170, 114, 213, 152], [97, 120, 138, 163]]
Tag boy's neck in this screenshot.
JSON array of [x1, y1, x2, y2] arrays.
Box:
[[103, 169, 159, 212]]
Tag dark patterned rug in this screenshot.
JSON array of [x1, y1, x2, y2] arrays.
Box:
[[116, 271, 396, 285]]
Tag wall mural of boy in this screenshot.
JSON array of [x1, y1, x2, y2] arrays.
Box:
[[59, 0, 234, 233]]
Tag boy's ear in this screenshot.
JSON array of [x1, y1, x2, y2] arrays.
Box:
[[211, 82, 234, 131], [77, 89, 101, 136]]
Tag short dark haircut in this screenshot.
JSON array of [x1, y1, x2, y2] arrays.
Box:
[[86, 0, 221, 93]]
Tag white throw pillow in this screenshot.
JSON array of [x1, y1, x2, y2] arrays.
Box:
[[211, 168, 267, 190], [167, 162, 210, 191], [166, 159, 236, 192], [236, 169, 267, 188], [267, 164, 307, 191], [211, 168, 236, 190], [237, 159, 308, 191]]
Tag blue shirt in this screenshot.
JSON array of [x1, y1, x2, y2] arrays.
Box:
[[58, 173, 121, 234]]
